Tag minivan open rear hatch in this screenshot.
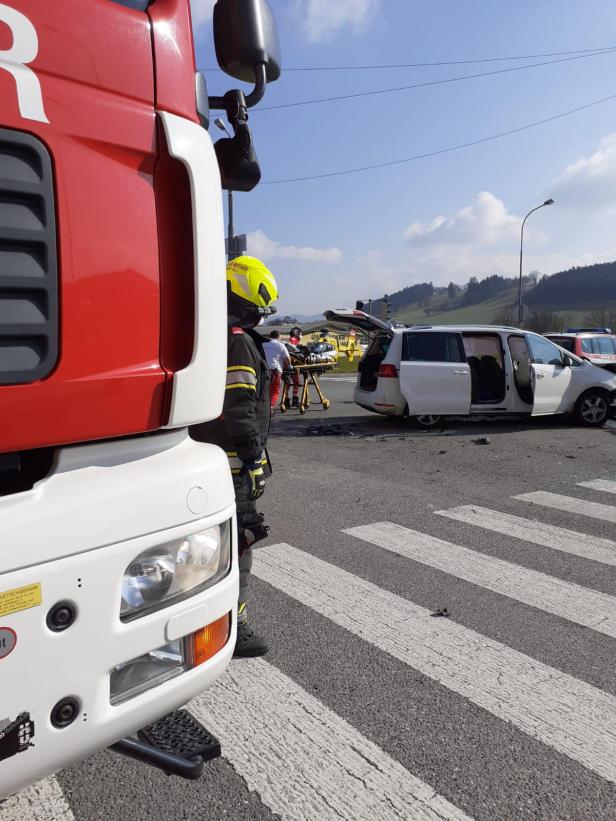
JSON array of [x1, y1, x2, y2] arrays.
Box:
[[324, 309, 394, 337]]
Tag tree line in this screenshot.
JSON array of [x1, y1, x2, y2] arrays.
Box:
[[383, 260, 615, 316]]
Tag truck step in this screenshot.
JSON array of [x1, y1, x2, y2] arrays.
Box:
[[110, 709, 221, 780], [138, 709, 221, 762]]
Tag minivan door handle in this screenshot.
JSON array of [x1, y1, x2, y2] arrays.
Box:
[[452, 370, 467, 375], [536, 372, 545, 379]]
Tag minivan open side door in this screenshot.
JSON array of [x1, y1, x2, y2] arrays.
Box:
[[399, 331, 471, 415], [526, 333, 573, 415]]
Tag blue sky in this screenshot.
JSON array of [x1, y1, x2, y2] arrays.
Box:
[[191, 1, 616, 315]]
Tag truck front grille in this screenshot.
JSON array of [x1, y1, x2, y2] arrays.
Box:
[[0, 129, 58, 385]]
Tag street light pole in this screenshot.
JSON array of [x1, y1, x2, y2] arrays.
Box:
[[227, 188, 234, 261], [518, 198, 554, 327]]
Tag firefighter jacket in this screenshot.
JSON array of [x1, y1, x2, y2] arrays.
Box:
[[190, 327, 271, 474]]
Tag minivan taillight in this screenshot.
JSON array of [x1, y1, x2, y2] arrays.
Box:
[[377, 364, 398, 378]]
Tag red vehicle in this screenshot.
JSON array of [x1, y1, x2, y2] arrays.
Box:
[[0, 0, 280, 798], [545, 329, 616, 373]]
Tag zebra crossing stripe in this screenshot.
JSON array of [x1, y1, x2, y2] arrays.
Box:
[[189, 658, 472, 821], [0, 777, 74, 821], [515, 491, 616, 523], [253, 543, 616, 784], [435, 505, 616, 566], [578, 480, 616, 495], [344, 522, 616, 638]]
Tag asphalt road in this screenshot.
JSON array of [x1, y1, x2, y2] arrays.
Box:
[[4, 378, 616, 821]]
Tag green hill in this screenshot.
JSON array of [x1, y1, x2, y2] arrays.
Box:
[[393, 290, 590, 329], [383, 262, 616, 330], [525, 262, 616, 310], [394, 289, 517, 325]]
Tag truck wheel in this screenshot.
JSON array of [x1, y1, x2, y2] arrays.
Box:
[[412, 414, 444, 430], [574, 390, 609, 427]]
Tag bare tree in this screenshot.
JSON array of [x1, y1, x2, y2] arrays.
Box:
[[585, 308, 616, 329], [525, 311, 562, 333], [494, 304, 517, 326]]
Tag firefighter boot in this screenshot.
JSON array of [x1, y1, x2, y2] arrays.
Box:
[[234, 604, 268, 658], [291, 395, 299, 408]]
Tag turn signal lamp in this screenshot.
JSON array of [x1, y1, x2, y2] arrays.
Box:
[[377, 364, 398, 379], [110, 613, 232, 705], [191, 613, 231, 667]]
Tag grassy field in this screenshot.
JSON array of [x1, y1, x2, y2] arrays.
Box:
[[335, 355, 360, 373], [394, 289, 593, 328]]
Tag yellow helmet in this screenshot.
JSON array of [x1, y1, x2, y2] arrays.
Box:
[[227, 256, 278, 312]]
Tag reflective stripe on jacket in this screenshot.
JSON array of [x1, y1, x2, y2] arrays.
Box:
[[190, 327, 271, 468]]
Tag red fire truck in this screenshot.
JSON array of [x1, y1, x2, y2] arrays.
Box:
[[0, 0, 280, 797]]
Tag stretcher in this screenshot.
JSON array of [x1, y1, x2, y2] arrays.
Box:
[[280, 362, 335, 414]]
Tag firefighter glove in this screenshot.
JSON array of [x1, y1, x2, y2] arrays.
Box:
[[243, 460, 266, 501]]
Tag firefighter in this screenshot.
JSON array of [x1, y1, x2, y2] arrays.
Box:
[[190, 256, 278, 657], [288, 326, 302, 407]]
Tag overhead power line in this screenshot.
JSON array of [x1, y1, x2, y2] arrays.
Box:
[[263, 46, 616, 70], [256, 49, 616, 112], [203, 45, 616, 72], [262, 91, 616, 185]]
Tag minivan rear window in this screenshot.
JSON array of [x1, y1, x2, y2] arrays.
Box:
[[403, 332, 465, 363]]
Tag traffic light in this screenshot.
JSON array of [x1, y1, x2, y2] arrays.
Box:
[[384, 295, 391, 319]]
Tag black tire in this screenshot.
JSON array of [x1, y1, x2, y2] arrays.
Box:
[[574, 390, 610, 427], [411, 414, 445, 430]]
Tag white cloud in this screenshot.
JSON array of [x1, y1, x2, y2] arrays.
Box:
[[248, 229, 343, 264], [401, 191, 557, 286], [551, 133, 616, 210], [294, 0, 381, 42], [405, 191, 520, 248], [189, 0, 215, 28]]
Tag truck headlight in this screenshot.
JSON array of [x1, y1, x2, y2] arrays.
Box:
[[120, 520, 231, 622]]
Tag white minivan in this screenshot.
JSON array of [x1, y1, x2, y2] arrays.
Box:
[[325, 310, 616, 428]]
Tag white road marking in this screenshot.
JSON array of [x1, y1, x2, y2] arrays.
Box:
[[0, 777, 74, 821], [190, 658, 472, 821], [435, 505, 616, 566], [578, 480, 616, 495], [515, 491, 616, 523], [254, 543, 616, 784], [344, 522, 616, 638], [319, 376, 357, 382]]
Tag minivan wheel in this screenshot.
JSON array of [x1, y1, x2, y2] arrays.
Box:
[[574, 390, 609, 427], [412, 414, 444, 430]]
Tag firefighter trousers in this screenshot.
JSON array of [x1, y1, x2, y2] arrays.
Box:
[[233, 476, 268, 623]]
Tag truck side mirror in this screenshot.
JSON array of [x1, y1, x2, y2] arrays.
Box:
[[215, 132, 261, 192], [213, 0, 281, 105]]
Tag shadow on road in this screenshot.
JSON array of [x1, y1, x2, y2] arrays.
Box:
[[270, 412, 604, 440]]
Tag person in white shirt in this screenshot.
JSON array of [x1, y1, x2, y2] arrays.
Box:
[[262, 330, 292, 411]]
